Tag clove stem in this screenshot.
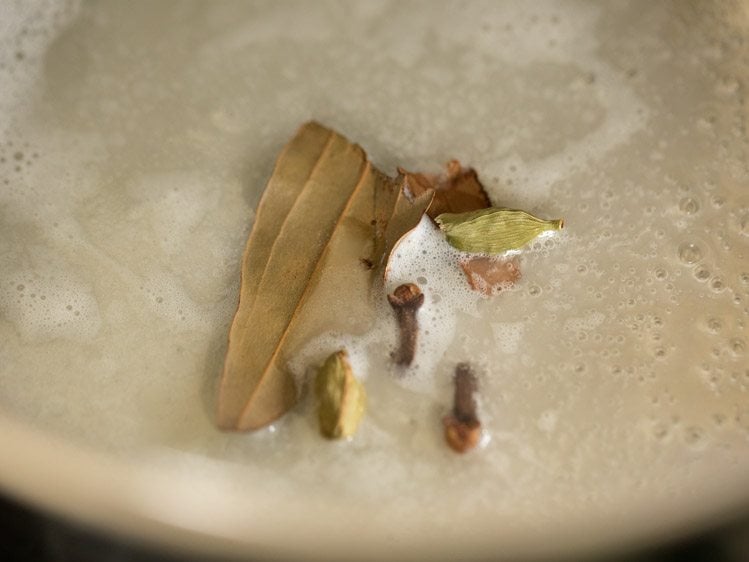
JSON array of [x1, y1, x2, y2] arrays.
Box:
[[387, 283, 424, 366]]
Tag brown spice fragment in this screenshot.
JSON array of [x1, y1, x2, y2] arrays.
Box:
[[387, 283, 424, 366], [443, 363, 482, 453], [459, 256, 521, 296], [400, 159, 492, 219]]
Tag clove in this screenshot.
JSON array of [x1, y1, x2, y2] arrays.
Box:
[[443, 363, 481, 453], [387, 283, 424, 366]]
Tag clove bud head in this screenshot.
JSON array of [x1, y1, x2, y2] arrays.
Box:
[[443, 415, 482, 453], [443, 362, 482, 453], [387, 283, 424, 309]]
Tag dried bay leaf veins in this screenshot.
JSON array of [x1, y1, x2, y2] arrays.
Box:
[[315, 350, 366, 439], [376, 174, 434, 274], [218, 122, 433, 431]]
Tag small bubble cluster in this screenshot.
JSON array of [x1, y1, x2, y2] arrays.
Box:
[[0, 268, 101, 341]]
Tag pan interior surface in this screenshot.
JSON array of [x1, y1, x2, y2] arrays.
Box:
[[0, 1, 748, 558]]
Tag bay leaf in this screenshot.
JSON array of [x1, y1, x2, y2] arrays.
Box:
[[218, 122, 430, 431], [237, 122, 334, 324], [378, 175, 435, 279]]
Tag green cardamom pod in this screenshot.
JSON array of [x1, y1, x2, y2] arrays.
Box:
[[435, 207, 564, 254], [315, 350, 366, 439]]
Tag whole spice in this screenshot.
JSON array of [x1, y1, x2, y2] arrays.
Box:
[[217, 121, 562, 433], [218, 122, 401, 431], [315, 350, 366, 439], [217, 122, 447, 431], [387, 283, 424, 366], [443, 363, 481, 453], [436, 207, 564, 254]]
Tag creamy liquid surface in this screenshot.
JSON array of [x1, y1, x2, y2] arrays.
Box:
[[1, 0, 749, 546]]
